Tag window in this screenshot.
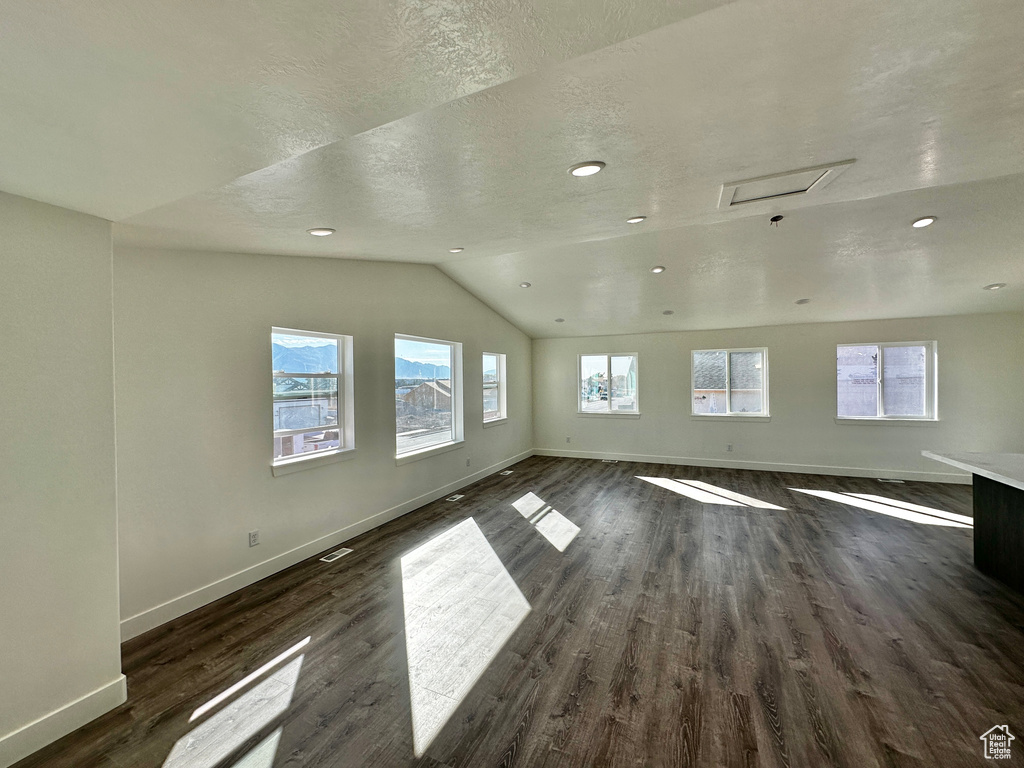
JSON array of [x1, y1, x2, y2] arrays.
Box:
[[396, 334, 463, 457], [837, 342, 936, 419], [692, 348, 768, 416], [579, 354, 638, 413], [483, 352, 507, 423], [272, 328, 354, 464]]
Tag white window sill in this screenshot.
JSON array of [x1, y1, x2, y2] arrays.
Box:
[[396, 439, 465, 466], [576, 411, 642, 419], [691, 414, 771, 422], [835, 417, 938, 426], [482, 417, 508, 429], [271, 447, 356, 477]]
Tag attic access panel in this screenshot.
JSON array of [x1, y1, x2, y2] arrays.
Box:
[[718, 160, 854, 209]]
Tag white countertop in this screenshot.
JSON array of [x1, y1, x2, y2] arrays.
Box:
[[922, 451, 1024, 493]]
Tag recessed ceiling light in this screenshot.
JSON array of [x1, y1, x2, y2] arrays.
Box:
[[650, 266, 666, 274], [912, 217, 936, 228], [983, 283, 1007, 291], [568, 161, 605, 177], [519, 282, 531, 288], [662, 310, 674, 315], [307, 228, 335, 237], [795, 298, 811, 305], [626, 216, 646, 224], [554, 318, 565, 323], [449, 247, 464, 253]]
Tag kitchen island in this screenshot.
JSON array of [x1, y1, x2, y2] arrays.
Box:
[[923, 451, 1024, 592]]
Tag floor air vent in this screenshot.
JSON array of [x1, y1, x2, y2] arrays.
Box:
[[320, 548, 353, 563], [877, 478, 906, 484], [718, 160, 854, 209], [446, 494, 465, 501], [602, 459, 619, 463], [499, 470, 513, 476]]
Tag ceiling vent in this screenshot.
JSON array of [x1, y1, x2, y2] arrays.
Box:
[[718, 160, 854, 209]]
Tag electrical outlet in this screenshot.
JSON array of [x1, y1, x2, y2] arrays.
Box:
[[566, 436, 571, 443], [726, 444, 733, 452], [249, 530, 259, 547], [466, 457, 471, 467]]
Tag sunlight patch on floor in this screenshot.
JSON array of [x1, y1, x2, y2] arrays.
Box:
[[532, 508, 581, 552], [190, 636, 310, 723], [510, 492, 581, 551], [845, 493, 974, 526], [231, 728, 282, 768], [401, 518, 530, 757], [790, 488, 972, 528], [511, 491, 546, 518], [162, 654, 303, 768], [637, 476, 785, 509]]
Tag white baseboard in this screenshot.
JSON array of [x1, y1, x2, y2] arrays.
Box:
[[533, 448, 972, 484], [120, 449, 535, 641], [0, 675, 126, 768]]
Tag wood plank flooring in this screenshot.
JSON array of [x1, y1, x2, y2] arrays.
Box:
[[15, 457, 1024, 767]]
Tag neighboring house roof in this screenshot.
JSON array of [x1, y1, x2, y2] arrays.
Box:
[[403, 380, 452, 401], [421, 380, 451, 395], [693, 351, 762, 389]]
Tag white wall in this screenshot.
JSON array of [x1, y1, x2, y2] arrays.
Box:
[[114, 247, 533, 639], [0, 193, 125, 768], [533, 313, 1024, 481]]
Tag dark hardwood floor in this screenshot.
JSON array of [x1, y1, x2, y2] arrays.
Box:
[[16, 457, 1024, 768]]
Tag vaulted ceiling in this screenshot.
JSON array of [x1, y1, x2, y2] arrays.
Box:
[[4, 0, 1023, 337]]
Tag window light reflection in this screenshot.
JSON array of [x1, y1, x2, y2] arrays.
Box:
[[401, 518, 529, 757], [532, 508, 581, 552], [845, 493, 974, 526], [510, 492, 581, 551], [638, 476, 743, 505], [231, 728, 282, 768], [162, 655, 303, 768], [637, 476, 785, 509], [511, 491, 546, 519], [190, 636, 310, 723], [790, 489, 971, 528]]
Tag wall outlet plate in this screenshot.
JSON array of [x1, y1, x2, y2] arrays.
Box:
[[248, 530, 259, 547]]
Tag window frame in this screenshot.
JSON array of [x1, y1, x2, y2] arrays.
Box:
[[577, 353, 640, 416], [836, 341, 937, 421], [482, 352, 507, 424], [271, 327, 355, 473], [691, 347, 770, 417], [395, 333, 464, 461]]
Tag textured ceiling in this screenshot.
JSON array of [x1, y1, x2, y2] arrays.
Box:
[[0, 0, 728, 220], [442, 173, 1024, 338], [3, 0, 1024, 336]]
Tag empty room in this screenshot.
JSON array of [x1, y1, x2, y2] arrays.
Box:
[[3, 1, 1024, 767]]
